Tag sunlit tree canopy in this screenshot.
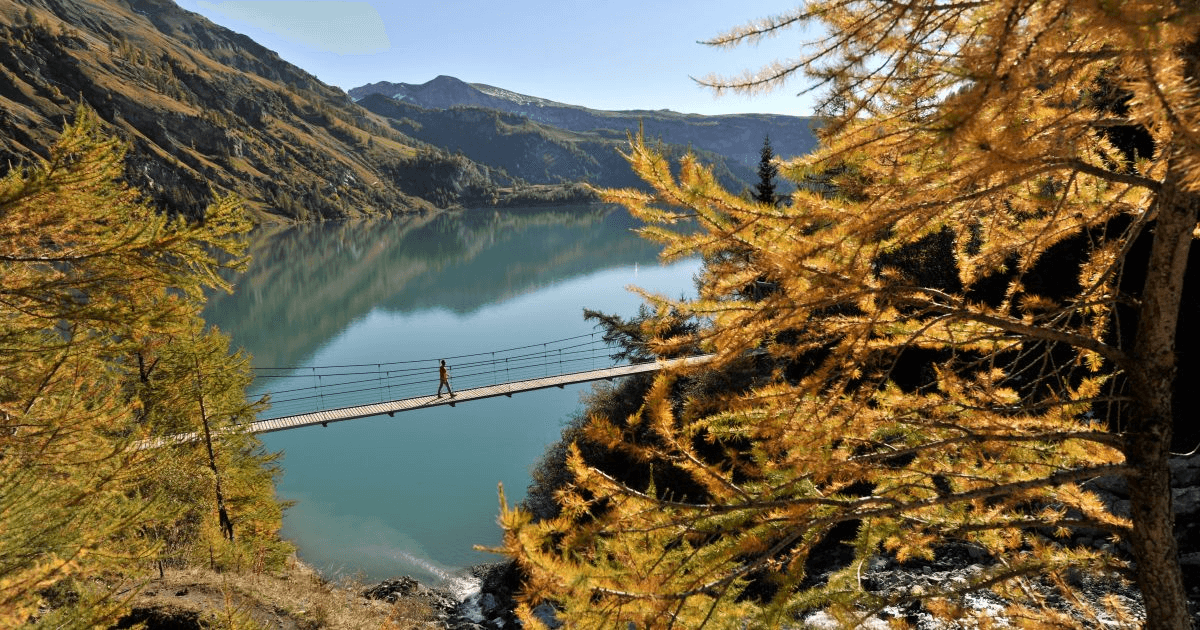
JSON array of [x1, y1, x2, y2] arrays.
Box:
[[502, 1, 1200, 628]]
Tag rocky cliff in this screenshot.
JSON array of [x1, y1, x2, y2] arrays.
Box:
[[0, 0, 505, 221]]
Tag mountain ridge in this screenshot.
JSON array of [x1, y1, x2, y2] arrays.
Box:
[[0, 0, 815, 222], [353, 92, 756, 192], [349, 75, 820, 170]]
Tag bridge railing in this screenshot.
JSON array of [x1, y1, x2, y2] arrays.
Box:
[[251, 333, 635, 420]]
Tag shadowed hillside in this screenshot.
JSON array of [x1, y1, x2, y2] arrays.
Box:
[[351, 75, 820, 171], [356, 93, 756, 192]]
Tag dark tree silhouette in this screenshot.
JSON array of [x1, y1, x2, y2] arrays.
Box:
[[753, 135, 777, 206]]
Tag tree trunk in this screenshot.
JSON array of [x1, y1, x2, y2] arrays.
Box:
[[1126, 157, 1198, 630], [193, 343, 234, 543]]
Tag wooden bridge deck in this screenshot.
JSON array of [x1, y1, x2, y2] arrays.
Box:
[[145, 355, 714, 448]]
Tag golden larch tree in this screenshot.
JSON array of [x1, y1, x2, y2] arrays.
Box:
[[0, 109, 285, 626], [501, 1, 1199, 628]]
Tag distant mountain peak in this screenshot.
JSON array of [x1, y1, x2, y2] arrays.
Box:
[[349, 76, 569, 112]]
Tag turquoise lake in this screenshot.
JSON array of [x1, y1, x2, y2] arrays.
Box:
[[202, 205, 700, 586]]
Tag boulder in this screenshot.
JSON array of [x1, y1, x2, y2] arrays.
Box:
[[1174, 486, 1200, 516], [361, 575, 421, 602], [1171, 453, 1200, 488]]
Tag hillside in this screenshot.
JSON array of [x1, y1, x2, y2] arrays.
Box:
[[0, 0, 508, 221], [0, 0, 816, 222], [350, 75, 820, 170], [355, 93, 755, 192]]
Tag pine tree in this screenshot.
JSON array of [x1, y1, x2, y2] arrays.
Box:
[[753, 134, 777, 206], [501, 2, 1199, 628]]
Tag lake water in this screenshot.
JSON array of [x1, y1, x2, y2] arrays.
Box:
[[202, 205, 700, 586]]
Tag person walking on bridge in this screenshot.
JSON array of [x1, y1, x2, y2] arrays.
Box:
[[437, 359, 454, 398]]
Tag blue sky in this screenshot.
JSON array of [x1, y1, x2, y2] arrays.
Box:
[[174, 1, 818, 116]]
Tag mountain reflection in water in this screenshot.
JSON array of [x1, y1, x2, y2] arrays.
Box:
[[203, 205, 672, 370]]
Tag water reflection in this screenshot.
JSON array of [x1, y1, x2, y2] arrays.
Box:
[[204, 205, 668, 369]]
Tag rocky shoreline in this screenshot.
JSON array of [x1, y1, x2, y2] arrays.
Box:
[[363, 452, 1200, 629], [361, 563, 532, 630]]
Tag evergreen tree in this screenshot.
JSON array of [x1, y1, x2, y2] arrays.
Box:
[[753, 134, 777, 206], [501, 2, 1199, 628]]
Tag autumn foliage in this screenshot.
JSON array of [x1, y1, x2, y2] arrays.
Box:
[[502, 1, 1199, 628], [0, 110, 288, 627]]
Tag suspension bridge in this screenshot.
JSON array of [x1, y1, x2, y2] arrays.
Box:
[[148, 334, 713, 447]]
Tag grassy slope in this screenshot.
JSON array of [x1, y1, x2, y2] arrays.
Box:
[[120, 560, 438, 629]]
